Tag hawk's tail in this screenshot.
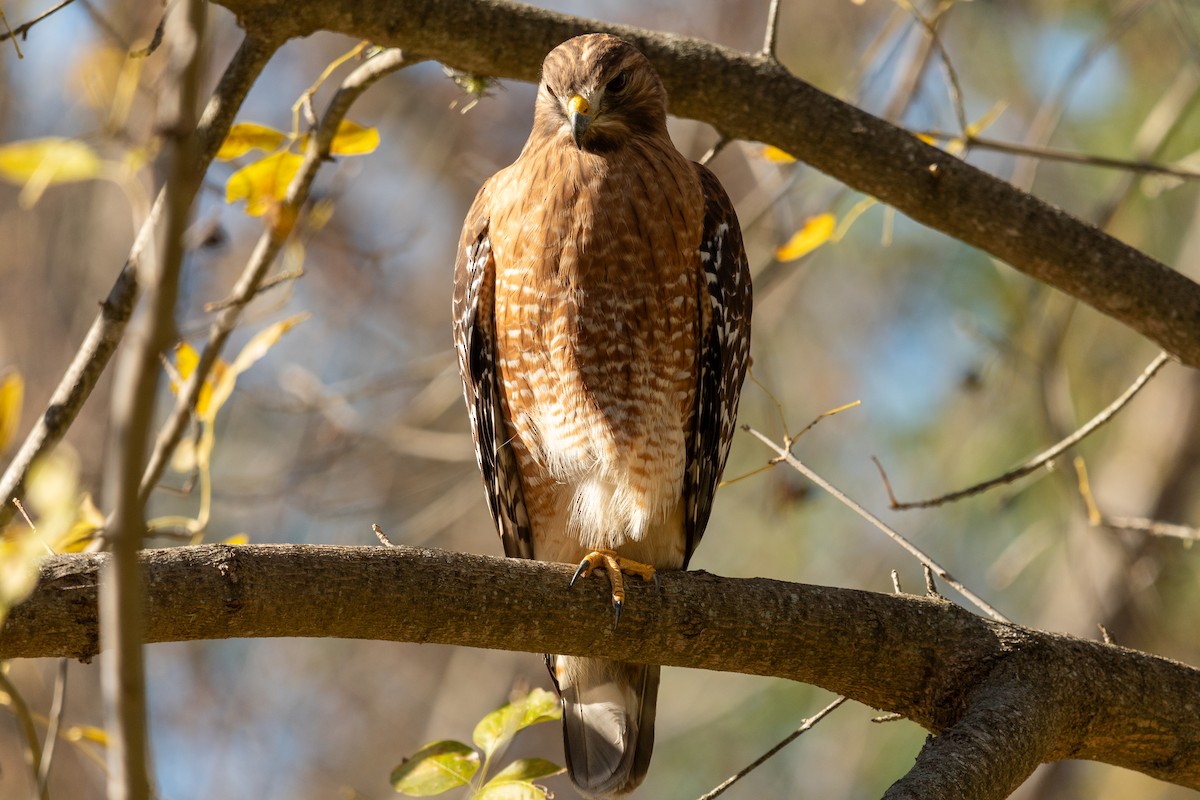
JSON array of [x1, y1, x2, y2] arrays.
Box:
[[551, 655, 659, 798]]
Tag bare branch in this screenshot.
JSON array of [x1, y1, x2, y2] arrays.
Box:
[[99, 4, 207, 798], [0, 31, 281, 528], [1074, 457, 1200, 541], [875, 351, 1173, 510], [0, 0, 76, 43], [916, 131, 1200, 180], [0, 668, 46, 800], [758, 0, 782, 61], [743, 425, 1009, 623], [4, 544, 1200, 792], [138, 48, 416, 503], [697, 696, 846, 800], [36, 659, 68, 797], [884, 661, 1058, 800], [197, 0, 1200, 368]]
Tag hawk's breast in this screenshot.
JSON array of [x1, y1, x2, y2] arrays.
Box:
[[489, 140, 704, 560]]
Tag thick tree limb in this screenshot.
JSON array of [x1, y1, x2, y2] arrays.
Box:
[[207, 0, 1200, 369], [4, 544, 1200, 796]]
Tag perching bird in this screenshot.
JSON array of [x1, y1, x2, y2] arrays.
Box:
[[453, 33, 751, 797]]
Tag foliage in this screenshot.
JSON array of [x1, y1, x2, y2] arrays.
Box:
[[391, 689, 564, 799]]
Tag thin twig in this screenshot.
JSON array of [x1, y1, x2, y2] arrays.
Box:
[[891, 569, 903, 594], [0, 667, 48, 800], [138, 48, 416, 504], [895, 0, 967, 133], [875, 351, 1173, 511], [696, 696, 846, 800], [759, 0, 783, 61], [916, 131, 1200, 180], [1097, 516, 1200, 541], [745, 425, 1010, 623], [0, 32, 280, 529], [37, 659, 69, 797], [923, 564, 941, 599], [1095, 67, 1200, 227], [1012, 0, 1154, 190], [203, 268, 304, 311], [372, 523, 397, 547], [0, 0, 76, 43], [698, 135, 729, 166], [1076, 458, 1200, 541]]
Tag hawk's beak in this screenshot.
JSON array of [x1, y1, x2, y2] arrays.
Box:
[[567, 94, 592, 148]]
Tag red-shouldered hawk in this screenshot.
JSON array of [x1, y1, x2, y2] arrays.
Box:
[[453, 33, 751, 797]]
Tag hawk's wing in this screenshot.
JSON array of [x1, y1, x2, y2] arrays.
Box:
[[453, 185, 535, 559], [682, 164, 752, 566]]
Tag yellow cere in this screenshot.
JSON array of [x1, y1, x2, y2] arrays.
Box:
[[567, 94, 590, 115]]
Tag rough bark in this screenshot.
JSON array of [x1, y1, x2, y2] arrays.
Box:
[[202, 0, 1200, 368], [4, 544, 1200, 797]]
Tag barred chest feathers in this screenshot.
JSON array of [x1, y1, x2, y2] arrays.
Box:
[[489, 140, 704, 561]]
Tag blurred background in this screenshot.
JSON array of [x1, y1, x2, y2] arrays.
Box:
[[2, 0, 1200, 797]]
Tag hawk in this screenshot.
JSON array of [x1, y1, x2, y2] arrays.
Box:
[[453, 33, 751, 797]]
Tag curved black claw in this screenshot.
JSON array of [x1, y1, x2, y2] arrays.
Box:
[[570, 558, 591, 588], [613, 598, 623, 624]]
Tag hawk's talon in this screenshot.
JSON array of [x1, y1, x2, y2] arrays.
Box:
[[569, 558, 593, 588], [570, 549, 656, 621], [613, 598, 623, 624]]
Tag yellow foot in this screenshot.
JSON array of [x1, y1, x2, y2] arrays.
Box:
[[569, 549, 657, 622]]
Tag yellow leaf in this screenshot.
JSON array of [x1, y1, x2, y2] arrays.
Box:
[[223, 533, 249, 545], [761, 144, 796, 163], [328, 120, 380, 155], [26, 448, 80, 522], [915, 133, 937, 146], [0, 528, 43, 625], [0, 138, 103, 183], [775, 213, 836, 262], [61, 493, 104, 553], [66, 725, 109, 746], [169, 342, 225, 419], [204, 313, 311, 421], [217, 122, 289, 161], [308, 197, 335, 231], [0, 138, 104, 207], [225, 151, 303, 217], [0, 370, 23, 452]]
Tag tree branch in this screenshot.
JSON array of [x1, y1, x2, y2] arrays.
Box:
[[0, 31, 281, 528], [210, 0, 1200, 369], [3, 544, 1200, 794]]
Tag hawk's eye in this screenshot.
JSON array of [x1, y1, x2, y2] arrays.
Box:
[[606, 71, 629, 94]]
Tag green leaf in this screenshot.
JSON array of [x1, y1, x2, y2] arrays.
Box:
[[473, 781, 549, 800], [390, 740, 479, 796], [472, 689, 562, 759], [488, 758, 565, 783]]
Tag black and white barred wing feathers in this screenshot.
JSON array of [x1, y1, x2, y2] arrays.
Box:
[[682, 162, 753, 566], [452, 185, 534, 560]]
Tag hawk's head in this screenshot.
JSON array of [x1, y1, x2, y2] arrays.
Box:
[[535, 34, 670, 153]]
